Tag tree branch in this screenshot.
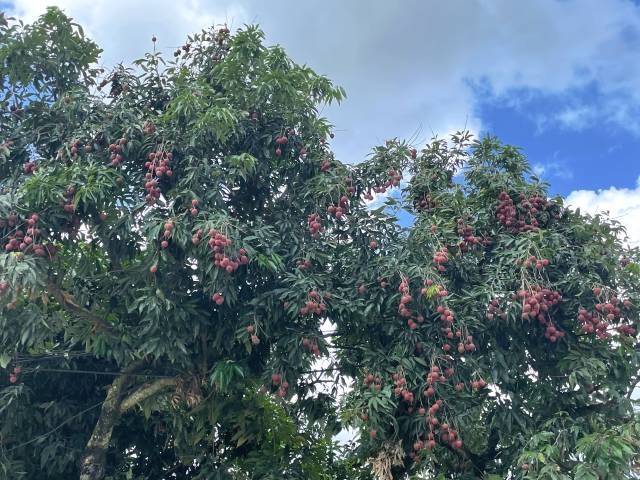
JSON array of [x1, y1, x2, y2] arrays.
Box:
[[119, 378, 177, 413], [47, 281, 113, 333], [79, 360, 144, 480]]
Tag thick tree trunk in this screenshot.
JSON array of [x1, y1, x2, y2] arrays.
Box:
[[79, 367, 132, 480], [78, 363, 177, 480]]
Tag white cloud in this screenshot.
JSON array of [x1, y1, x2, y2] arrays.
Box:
[[565, 176, 640, 245], [7, 0, 247, 68], [7, 0, 640, 162]]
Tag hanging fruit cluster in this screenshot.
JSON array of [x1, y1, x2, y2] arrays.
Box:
[[61, 185, 75, 213], [244, 324, 260, 345], [456, 219, 483, 252], [513, 286, 564, 342], [521, 255, 550, 270], [414, 192, 436, 212], [211, 292, 224, 305], [577, 288, 636, 338], [362, 373, 382, 391], [296, 258, 312, 270], [486, 298, 507, 320], [207, 229, 248, 273], [496, 191, 551, 233], [320, 159, 332, 172], [144, 150, 173, 205], [160, 221, 173, 249], [327, 195, 349, 220], [298, 290, 327, 316], [301, 337, 321, 356], [22, 160, 38, 174], [191, 229, 203, 245], [188, 199, 199, 217], [271, 373, 289, 397], [1, 212, 52, 258], [307, 213, 324, 239], [432, 247, 449, 272], [63, 138, 82, 161], [108, 137, 127, 166], [273, 129, 302, 158], [8, 365, 21, 384], [398, 277, 413, 319]]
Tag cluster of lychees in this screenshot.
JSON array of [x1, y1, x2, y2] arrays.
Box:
[[7, 365, 21, 384], [274, 134, 288, 157], [344, 176, 356, 194], [397, 278, 418, 327], [188, 199, 199, 217], [320, 159, 332, 172], [513, 286, 564, 342], [392, 373, 415, 404], [270, 373, 289, 397], [211, 292, 224, 306], [108, 138, 127, 166], [362, 373, 382, 391], [160, 221, 173, 249], [414, 192, 436, 212], [244, 325, 260, 346], [191, 229, 203, 245], [486, 298, 507, 320], [458, 335, 476, 354], [327, 195, 349, 220], [298, 290, 327, 316], [143, 150, 173, 205], [296, 258, 312, 270], [301, 337, 321, 356], [22, 160, 38, 174], [173, 42, 191, 57], [420, 279, 448, 298], [307, 213, 324, 239], [207, 230, 248, 273], [2, 213, 47, 257], [521, 255, 550, 270], [432, 247, 449, 272], [373, 168, 402, 194], [577, 288, 636, 338], [456, 219, 483, 252], [66, 138, 82, 161], [61, 185, 75, 213], [496, 191, 550, 233]]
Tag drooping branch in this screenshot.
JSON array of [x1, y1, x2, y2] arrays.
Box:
[[47, 281, 113, 333]]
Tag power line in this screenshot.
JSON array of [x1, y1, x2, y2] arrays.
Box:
[[6, 401, 104, 452], [27, 368, 174, 379]]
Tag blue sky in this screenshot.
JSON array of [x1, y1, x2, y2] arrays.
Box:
[[3, 0, 640, 242], [477, 87, 640, 196]]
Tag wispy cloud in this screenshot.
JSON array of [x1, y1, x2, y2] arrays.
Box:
[[532, 151, 574, 180]]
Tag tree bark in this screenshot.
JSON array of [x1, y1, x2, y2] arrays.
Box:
[[79, 362, 176, 480], [79, 365, 134, 480]]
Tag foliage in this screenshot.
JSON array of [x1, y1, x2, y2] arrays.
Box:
[[0, 7, 639, 480]]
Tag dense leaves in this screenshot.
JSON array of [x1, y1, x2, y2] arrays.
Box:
[[0, 8, 639, 480]]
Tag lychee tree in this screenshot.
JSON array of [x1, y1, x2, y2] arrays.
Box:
[[0, 8, 367, 480], [1, 8, 640, 480], [335, 134, 640, 479]]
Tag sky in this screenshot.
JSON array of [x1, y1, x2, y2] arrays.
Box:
[[3, 0, 639, 245]]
